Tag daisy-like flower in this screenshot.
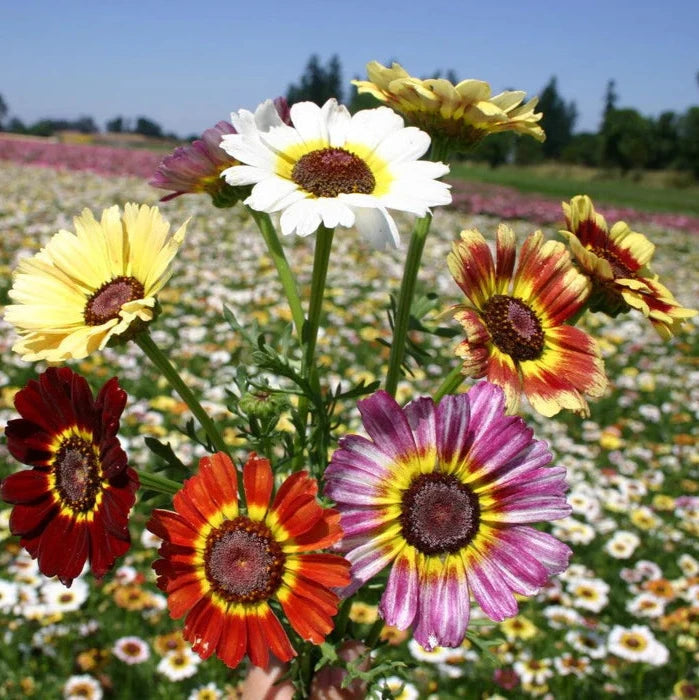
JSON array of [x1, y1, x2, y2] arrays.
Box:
[[63, 675, 103, 700], [157, 648, 201, 681], [4, 203, 187, 362], [42, 579, 90, 613], [112, 636, 151, 665], [148, 452, 350, 669], [448, 224, 607, 417], [1, 367, 137, 586], [150, 98, 291, 207], [220, 98, 451, 247], [353, 61, 544, 151], [324, 383, 572, 650], [607, 624, 669, 666], [561, 195, 696, 338]]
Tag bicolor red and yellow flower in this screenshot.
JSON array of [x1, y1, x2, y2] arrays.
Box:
[[447, 224, 607, 417], [1, 367, 137, 586], [147, 452, 350, 669], [561, 195, 696, 338], [353, 61, 544, 150], [324, 385, 572, 650]]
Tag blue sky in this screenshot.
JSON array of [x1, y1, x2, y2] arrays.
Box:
[[3, 0, 697, 137]]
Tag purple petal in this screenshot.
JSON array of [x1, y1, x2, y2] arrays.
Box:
[[412, 562, 441, 650], [337, 507, 393, 540], [358, 391, 417, 460], [498, 526, 572, 576], [343, 531, 404, 595], [465, 552, 519, 621], [434, 393, 471, 469], [403, 396, 437, 457], [431, 555, 470, 647], [379, 549, 419, 630]]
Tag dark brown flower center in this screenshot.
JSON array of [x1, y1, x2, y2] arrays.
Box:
[[204, 517, 285, 603], [591, 246, 634, 279], [623, 636, 643, 649], [84, 276, 145, 326], [291, 147, 375, 198], [482, 294, 545, 361], [400, 472, 480, 555], [54, 436, 101, 512]]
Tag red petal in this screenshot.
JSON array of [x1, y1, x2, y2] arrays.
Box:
[[246, 608, 270, 669], [1, 470, 50, 504], [243, 453, 273, 518], [259, 605, 295, 663], [293, 554, 351, 588], [184, 596, 223, 660], [216, 609, 248, 669]]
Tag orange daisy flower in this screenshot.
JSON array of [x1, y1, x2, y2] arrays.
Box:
[[147, 452, 350, 669], [447, 224, 607, 416], [561, 195, 696, 338]]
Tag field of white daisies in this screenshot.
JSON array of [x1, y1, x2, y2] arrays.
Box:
[[0, 156, 697, 700]]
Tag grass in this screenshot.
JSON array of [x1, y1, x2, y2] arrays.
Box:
[[449, 162, 699, 216]]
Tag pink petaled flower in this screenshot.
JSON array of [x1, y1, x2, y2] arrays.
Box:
[[149, 98, 291, 207], [324, 384, 572, 650]]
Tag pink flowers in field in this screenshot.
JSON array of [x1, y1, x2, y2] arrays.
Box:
[[448, 180, 699, 235], [0, 136, 161, 178]]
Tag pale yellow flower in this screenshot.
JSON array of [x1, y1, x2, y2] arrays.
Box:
[[5, 204, 186, 362], [354, 61, 545, 150]]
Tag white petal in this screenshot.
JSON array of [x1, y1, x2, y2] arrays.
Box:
[[317, 198, 356, 230], [290, 101, 329, 144], [347, 107, 404, 153], [246, 177, 304, 212], [222, 164, 269, 186], [253, 99, 285, 131], [352, 206, 400, 248], [373, 126, 431, 164], [280, 199, 322, 237]]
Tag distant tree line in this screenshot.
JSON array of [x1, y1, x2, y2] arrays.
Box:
[[2, 57, 697, 178], [0, 97, 176, 140]]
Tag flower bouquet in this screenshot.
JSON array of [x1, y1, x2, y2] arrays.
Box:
[[1, 61, 695, 698]]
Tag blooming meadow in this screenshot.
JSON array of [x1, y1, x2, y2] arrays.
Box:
[[0, 63, 698, 700]]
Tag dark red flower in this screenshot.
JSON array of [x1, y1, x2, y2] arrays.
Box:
[[1, 367, 138, 586]]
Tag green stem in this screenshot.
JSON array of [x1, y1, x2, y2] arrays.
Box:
[[134, 332, 229, 454], [302, 225, 335, 381], [364, 618, 385, 648], [137, 470, 182, 496], [433, 364, 465, 401], [384, 140, 451, 397], [294, 225, 334, 470], [247, 207, 305, 338]]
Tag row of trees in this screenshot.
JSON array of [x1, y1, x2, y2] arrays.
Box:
[[2, 57, 697, 177], [0, 96, 174, 140], [472, 78, 699, 177]]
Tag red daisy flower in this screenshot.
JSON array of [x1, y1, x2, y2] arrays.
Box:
[[561, 195, 696, 338], [1, 367, 137, 586], [447, 224, 607, 417], [147, 452, 350, 669]]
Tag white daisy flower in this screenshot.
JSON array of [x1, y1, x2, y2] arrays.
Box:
[[113, 636, 151, 665], [63, 674, 102, 700], [607, 625, 669, 666], [0, 580, 18, 612], [604, 531, 641, 559], [626, 592, 666, 618], [221, 98, 451, 247], [157, 648, 201, 681], [376, 676, 420, 699], [567, 578, 610, 613], [42, 579, 89, 613], [188, 683, 223, 700]]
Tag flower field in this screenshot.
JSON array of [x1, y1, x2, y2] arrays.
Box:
[[0, 153, 697, 699]]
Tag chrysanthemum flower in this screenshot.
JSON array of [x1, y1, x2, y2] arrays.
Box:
[[1, 367, 137, 586], [561, 195, 696, 338], [112, 636, 151, 665], [148, 452, 350, 669], [4, 204, 187, 362], [220, 98, 451, 247], [353, 61, 545, 151], [150, 98, 291, 207], [448, 224, 607, 417], [324, 385, 572, 650], [607, 624, 669, 665], [63, 675, 103, 700]]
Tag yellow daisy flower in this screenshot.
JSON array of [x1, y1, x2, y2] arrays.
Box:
[[353, 61, 545, 150], [5, 204, 187, 361]]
